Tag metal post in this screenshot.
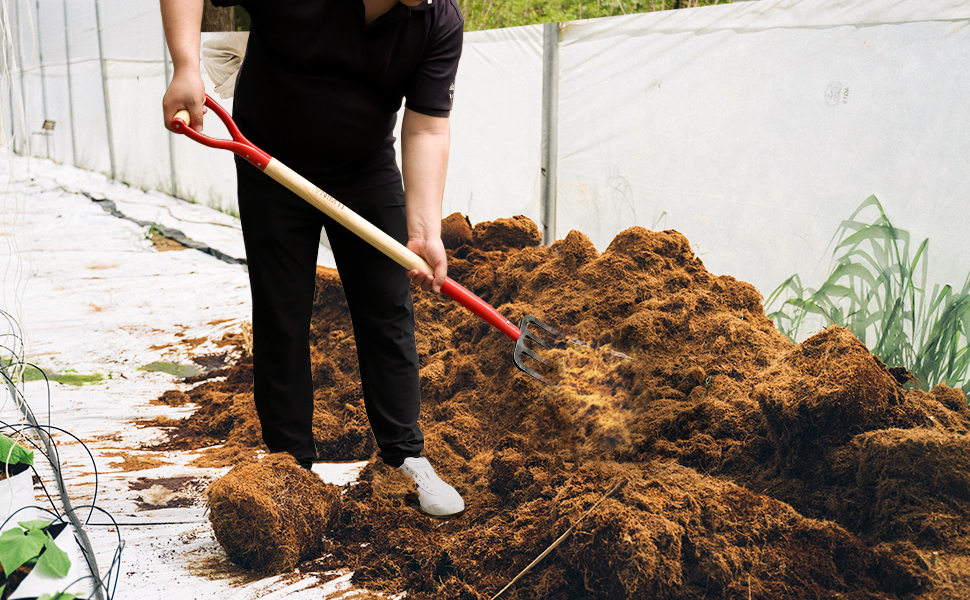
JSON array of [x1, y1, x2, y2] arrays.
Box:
[[13, 0, 29, 154], [540, 22, 560, 246], [0, 4, 15, 146], [35, 0, 50, 159], [163, 38, 178, 198], [93, 0, 116, 179], [62, 0, 77, 166]]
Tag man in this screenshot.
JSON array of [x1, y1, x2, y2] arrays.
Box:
[[160, 0, 465, 516]]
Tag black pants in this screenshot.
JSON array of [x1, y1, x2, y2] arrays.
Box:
[[237, 163, 423, 469]]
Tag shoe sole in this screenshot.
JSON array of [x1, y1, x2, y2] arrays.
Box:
[[409, 502, 466, 519]]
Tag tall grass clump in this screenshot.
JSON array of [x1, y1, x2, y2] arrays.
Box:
[[235, 1, 732, 33], [461, 0, 730, 30], [766, 195, 970, 395]]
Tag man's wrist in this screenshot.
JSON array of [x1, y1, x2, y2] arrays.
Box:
[[408, 233, 441, 244], [171, 62, 202, 77]]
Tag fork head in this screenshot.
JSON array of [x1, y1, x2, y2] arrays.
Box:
[[513, 315, 561, 384]]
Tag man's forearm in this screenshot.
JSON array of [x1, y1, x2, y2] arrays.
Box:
[[160, 0, 204, 74], [401, 108, 450, 242], [160, 0, 206, 130]]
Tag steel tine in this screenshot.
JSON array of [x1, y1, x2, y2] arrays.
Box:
[[523, 315, 561, 344], [519, 345, 547, 365], [513, 337, 546, 367], [522, 328, 551, 348], [524, 314, 559, 336], [518, 364, 549, 385], [512, 350, 549, 384]]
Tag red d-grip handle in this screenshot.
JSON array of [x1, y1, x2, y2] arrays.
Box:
[[171, 95, 271, 170]]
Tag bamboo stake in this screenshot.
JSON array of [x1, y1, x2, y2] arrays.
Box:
[[491, 478, 628, 600]]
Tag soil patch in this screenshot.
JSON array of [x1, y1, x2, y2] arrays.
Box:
[[128, 475, 211, 510], [150, 232, 187, 252], [103, 451, 171, 472], [148, 214, 970, 598]]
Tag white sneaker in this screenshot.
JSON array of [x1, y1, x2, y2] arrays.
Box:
[[399, 457, 465, 516]]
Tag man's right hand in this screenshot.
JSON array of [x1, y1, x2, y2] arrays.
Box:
[[163, 72, 206, 133]]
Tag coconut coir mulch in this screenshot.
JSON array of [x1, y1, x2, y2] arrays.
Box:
[[207, 453, 340, 573], [151, 212, 970, 599]]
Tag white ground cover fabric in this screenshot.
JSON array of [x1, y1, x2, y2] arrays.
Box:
[[0, 149, 378, 599]]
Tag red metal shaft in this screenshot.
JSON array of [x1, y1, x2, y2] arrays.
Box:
[[441, 279, 520, 341]]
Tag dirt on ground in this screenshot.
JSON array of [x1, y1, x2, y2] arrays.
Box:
[[148, 213, 970, 599]]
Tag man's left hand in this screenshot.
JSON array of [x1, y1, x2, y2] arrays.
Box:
[[406, 237, 447, 293]]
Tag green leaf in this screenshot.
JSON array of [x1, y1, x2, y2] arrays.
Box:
[[38, 594, 79, 600], [35, 534, 71, 578], [18, 520, 55, 533], [0, 433, 33, 467], [0, 526, 46, 576]]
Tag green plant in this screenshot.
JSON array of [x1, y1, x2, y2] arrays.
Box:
[[144, 223, 165, 241], [0, 433, 33, 468], [766, 195, 970, 394], [0, 520, 72, 597]]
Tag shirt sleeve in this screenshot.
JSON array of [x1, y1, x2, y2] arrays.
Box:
[[404, 0, 464, 118]]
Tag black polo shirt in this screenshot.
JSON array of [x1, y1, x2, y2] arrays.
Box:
[[212, 0, 463, 191]]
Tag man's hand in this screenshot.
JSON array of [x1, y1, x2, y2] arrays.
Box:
[[407, 237, 447, 293], [163, 72, 206, 132]]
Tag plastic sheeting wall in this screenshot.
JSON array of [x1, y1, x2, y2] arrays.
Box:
[[1, 1, 240, 211], [3, 0, 969, 303], [555, 0, 970, 300], [0, 0, 543, 218], [437, 24, 544, 225], [62, 0, 111, 173]]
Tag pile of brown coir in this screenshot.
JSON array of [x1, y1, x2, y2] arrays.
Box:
[[152, 213, 970, 599]]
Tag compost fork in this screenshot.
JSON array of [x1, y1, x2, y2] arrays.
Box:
[[173, 95, 562, 383]]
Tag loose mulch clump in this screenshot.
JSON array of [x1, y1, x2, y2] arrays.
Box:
[[153, 214, 970, 599], [207, 453, 340, 573]]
